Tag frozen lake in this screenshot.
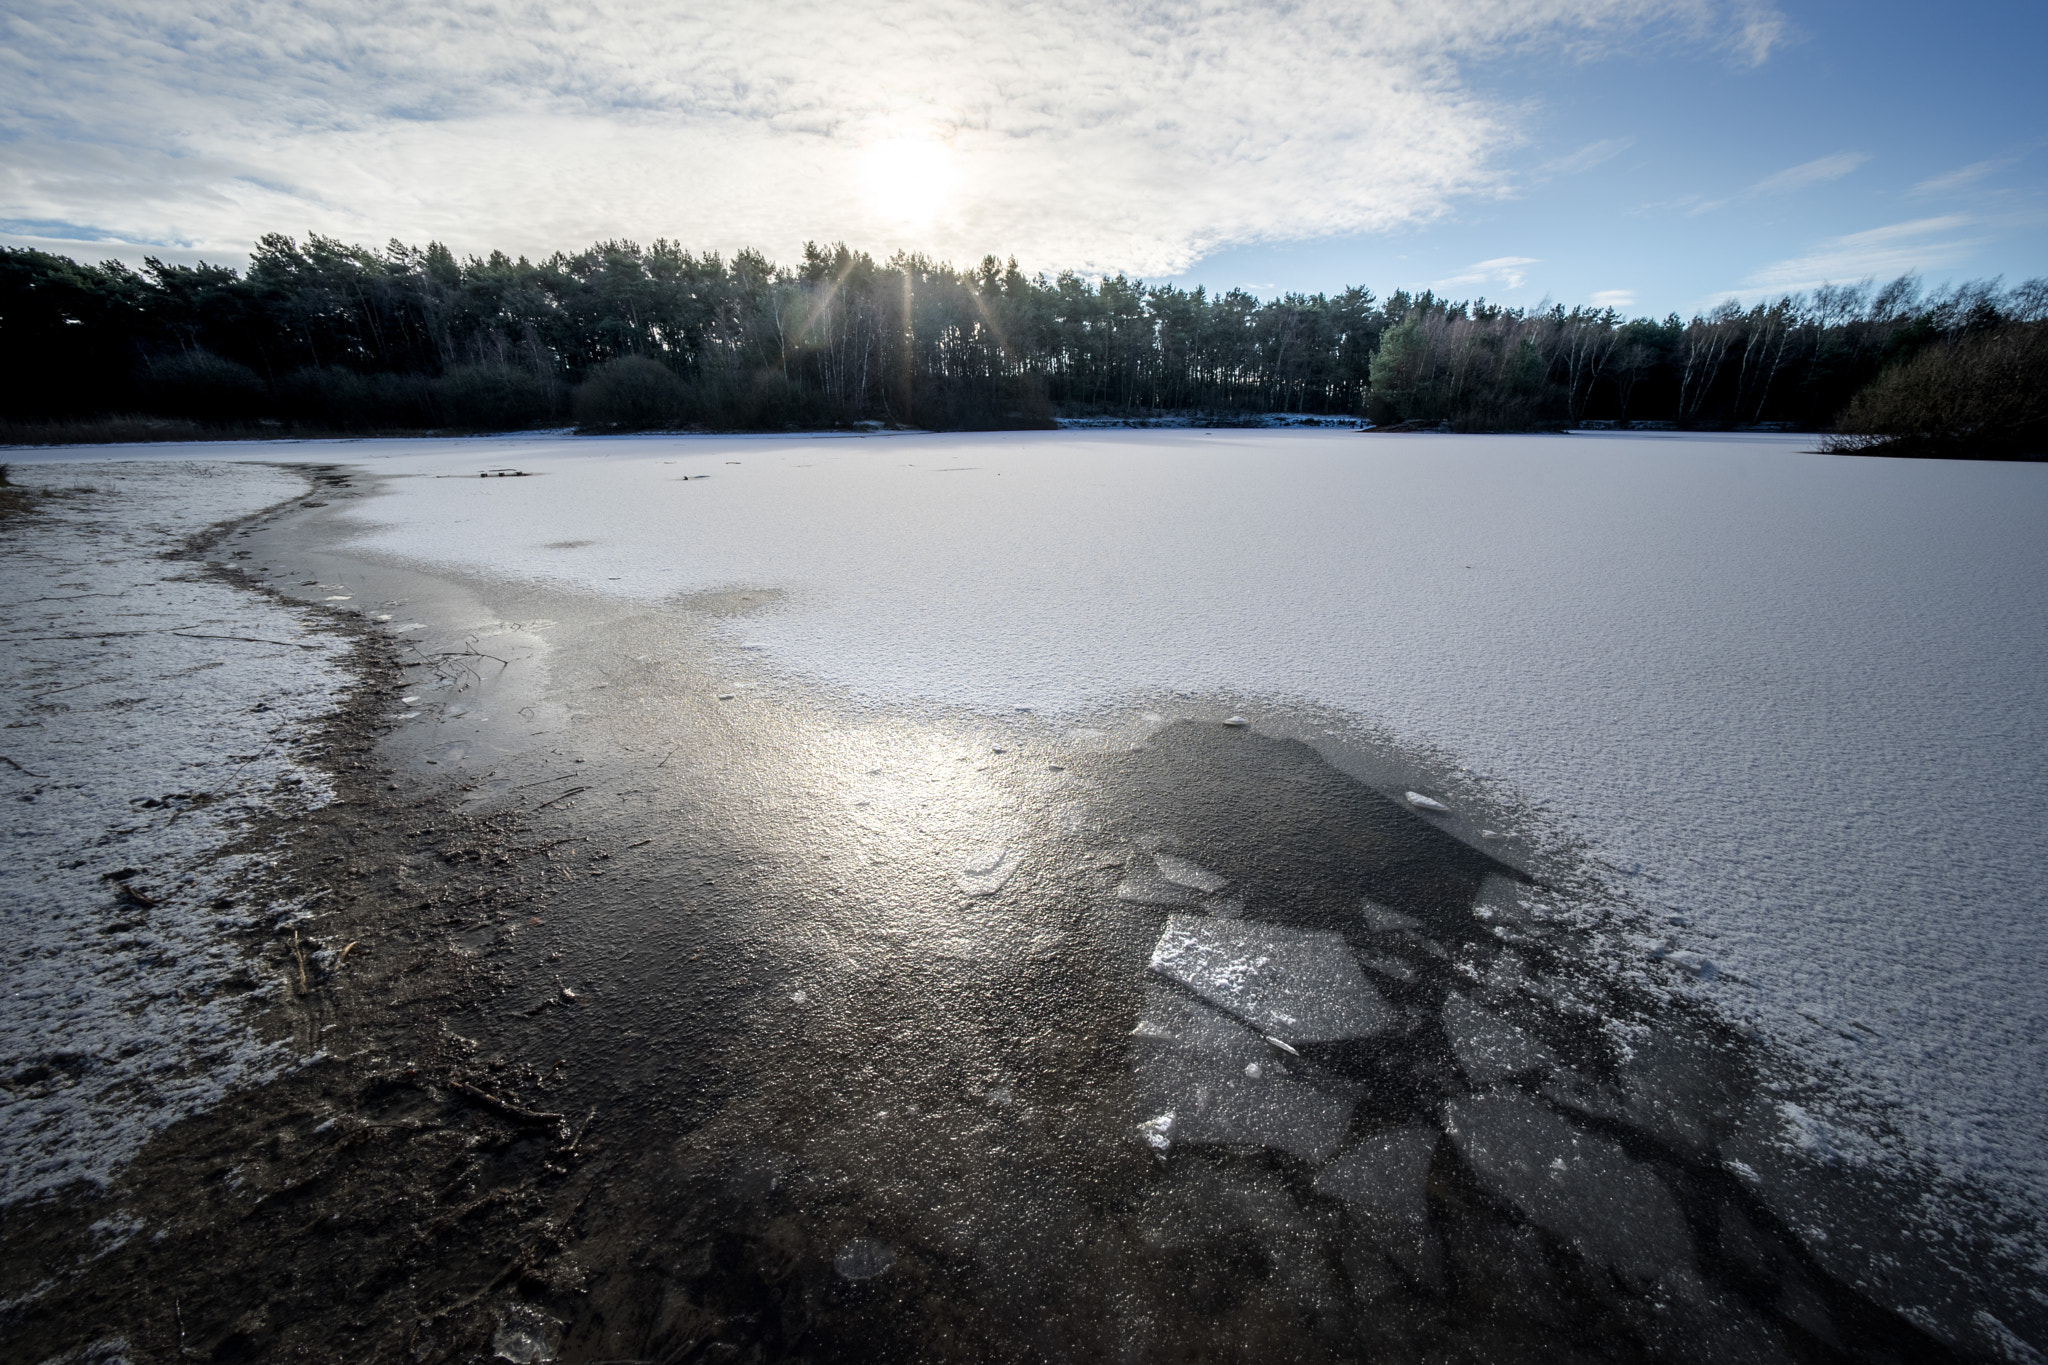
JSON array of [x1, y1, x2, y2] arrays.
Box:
[[316, 428, 2048, 1208], [11, 428, 2047, 1357]]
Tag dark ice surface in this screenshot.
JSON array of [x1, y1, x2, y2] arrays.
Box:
[[155, 486, 2046, 1363], [1443, 1090, 1692, 1284]]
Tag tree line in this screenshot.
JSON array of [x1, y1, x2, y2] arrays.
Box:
[[2, 234, 2042, 450]]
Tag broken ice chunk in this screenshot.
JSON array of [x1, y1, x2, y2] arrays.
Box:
[[1131, 987, 1355, 1162], [1133, 1043, 1354, 1163], [1443, 994, 1560, 1083], [1444, 1093, 1692, 1284], [1117, 855, 1196, 906], [1359, 898, 1420, 934], [1137, 1112, 1178, 1156], [1473, 874, 1531, 926], [1132, 982, 1269, 1068], [1315, 1122, 1440, 1229], [1360, 954, 1417, 983], [1404, 791, 1450, 813], [1222, 716, 1249, 728], [1154, 852, 1229, 894], [954, 846, 1022, 896], [834, 1237, 897, 1280], [1148, 913, 1394, 1044], [492, 1305, 562, 1364]]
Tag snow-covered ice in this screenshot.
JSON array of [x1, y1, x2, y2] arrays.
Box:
[[17, 428, 2048, 1236], [0, 461, 352, 1205]]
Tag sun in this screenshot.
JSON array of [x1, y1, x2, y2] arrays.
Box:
[[861, 135, 954, 227]]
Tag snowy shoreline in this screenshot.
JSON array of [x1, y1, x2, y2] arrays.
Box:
[[0, 461, 354, 1206]]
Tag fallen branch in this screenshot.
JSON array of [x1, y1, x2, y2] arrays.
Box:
[[566, 1107, 598, 1155], [170, 632, 326, 649], [446, 1076, 568, 1134], [531, 785, 588, 811], [292, 929, 310, 995]]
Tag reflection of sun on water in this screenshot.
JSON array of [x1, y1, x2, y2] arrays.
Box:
[[861, 136, 953, 226]]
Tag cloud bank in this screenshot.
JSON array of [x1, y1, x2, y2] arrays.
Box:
[[2, 0, 1783, 276]]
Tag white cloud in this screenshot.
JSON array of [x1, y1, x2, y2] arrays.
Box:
[[1591, 289, 1636, 308], [1670, 149, 1866, 217], [1436, 256, 1539, 290], [1911, 159, 2008, 198], [1746, 150, 1870, 197], [1738, 215, 1985, 295], [1540, 138, 1634, 177], [1731, 0, 1790, 65], [0, 0, 1789, 276]]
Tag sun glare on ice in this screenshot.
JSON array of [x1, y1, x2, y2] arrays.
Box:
[[861, 135, 954, 226]]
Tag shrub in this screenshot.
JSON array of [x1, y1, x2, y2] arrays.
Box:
[[909, 373, 1055, 431], [437, 363, 557, 430], [276, 367, 437, 430], [573, 357, 687, 431], [1829, 323, 2048, 458], [140, 349, 267, 423]]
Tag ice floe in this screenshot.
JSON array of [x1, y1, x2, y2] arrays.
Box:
[[1444, 1091, 1692, 1284], [954, 846, 1023, 897], [1148, 913, 1393, 1044], [1314, 1121, 1439, 1229], [1152, 852, 1229, 894], [834, 1237, 897, 1280], [1358, 897, 1420, 934]]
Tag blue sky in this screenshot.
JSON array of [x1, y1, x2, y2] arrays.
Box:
[[1, 0, 2040, 318], [1164, 0, 2048, 314]]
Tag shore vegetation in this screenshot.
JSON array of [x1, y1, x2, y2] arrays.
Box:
[[3, 238, 2042, 454]]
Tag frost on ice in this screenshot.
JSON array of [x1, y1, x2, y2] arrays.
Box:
[[1443, 994, 1560, 1084], [0, 461, 352, 1205], [1147, 912, 1392, 1044], [1314, 1121, 1439, 1230]]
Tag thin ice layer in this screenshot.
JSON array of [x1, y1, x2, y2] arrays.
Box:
[[1443, 994, 1560, 1083], [1314, 1122, 1440, 1228], [1148, 913, 1393, 1044], [1153, 853, 1229, 894], [1444, 1092, 1693, 1284]]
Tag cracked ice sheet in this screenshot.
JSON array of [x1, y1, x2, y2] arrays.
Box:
[[1148, 913, 1392, 1044], [0, 461, 352, 1206]]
